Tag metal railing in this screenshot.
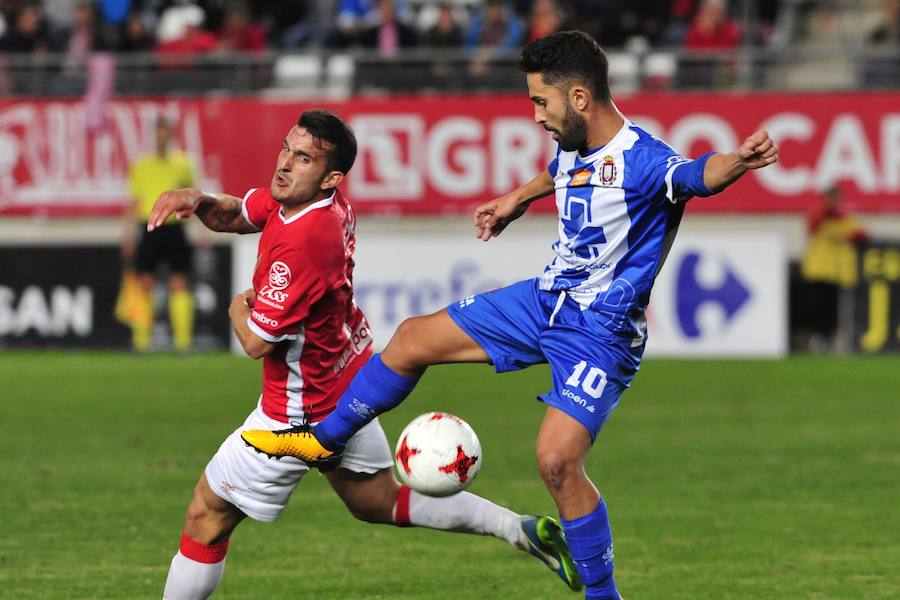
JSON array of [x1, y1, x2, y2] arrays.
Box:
[[0, 46, 896, 98], [0, 52, 277, 97]]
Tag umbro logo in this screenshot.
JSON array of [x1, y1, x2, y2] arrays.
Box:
[[602, 542, 614, 565], [349, 399, 374, 419]]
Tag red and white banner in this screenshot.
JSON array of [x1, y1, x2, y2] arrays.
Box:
[[1, 93, 898, 216]]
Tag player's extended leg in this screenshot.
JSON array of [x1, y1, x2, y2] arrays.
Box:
[[242, 309, 488, 461], [316, 309, 490, 444], [163, 474, 245, 600], [326, 467, 582, 591], [379, 308, 490, 376], [536, 408, 620, 600]]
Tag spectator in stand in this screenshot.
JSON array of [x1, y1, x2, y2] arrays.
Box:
[[800, 185, 868, 352], [0, 2, 51, 52], [119, 11, 155, 52], [870, 0, 900, 43], [465, 0, 523, 50], [63, 1, 107, 68], [863, 0, 900, 87], [683, 0, 740, 50], [218, 2, 266, 52], [272, 2, 327, 49], [360, 0, 416, 56], [156, 1, 216, 55], [423, 2, 463, 48], [753, 0, 779, 44], [525, 0, 564, 44], [678, 0, 741, 88], [660, 0, 697, 46], [418, 2, 464, 91], [97, 0, 130, 28], [95, 0, 131, 48], [43, 0, 80, 41], [572, 0, 667, 48], [330, 0, 376, 47]]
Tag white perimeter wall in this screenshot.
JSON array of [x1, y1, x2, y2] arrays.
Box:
[[232, 214, 806, 358], [6, 213, 900, 358]]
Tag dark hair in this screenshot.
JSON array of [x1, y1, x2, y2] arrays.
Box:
[[297, 109, 357, 174], [518, 30, 610, 102]]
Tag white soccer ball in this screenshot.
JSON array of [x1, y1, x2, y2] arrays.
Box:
[[394, 412, 482, 497]]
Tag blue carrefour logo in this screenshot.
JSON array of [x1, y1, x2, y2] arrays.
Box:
[[675, 252, 751, 338]]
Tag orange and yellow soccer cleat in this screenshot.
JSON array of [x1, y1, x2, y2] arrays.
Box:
[[241, 423, 340, 468]]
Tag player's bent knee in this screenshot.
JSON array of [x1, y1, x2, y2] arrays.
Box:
[[536, 451, 581, 489], [183, 494, 216, 540], [183, 480, 241, 543], [387, 316, 436, 368], [387, 311, 482, 369]]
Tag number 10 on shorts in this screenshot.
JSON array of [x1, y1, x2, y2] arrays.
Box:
[[565, 361, 608, 399]]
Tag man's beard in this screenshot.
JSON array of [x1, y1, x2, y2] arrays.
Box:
[[555, 100, 588, 152]]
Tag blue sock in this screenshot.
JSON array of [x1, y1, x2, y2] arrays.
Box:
[[560, 498, 619, 600], [315, 354, 420, 450]]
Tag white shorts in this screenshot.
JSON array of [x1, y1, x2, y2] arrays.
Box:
[[204, 401, 394, 522]]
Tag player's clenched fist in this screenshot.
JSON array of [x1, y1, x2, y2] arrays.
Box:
[[737, 130, 778, 170], [147, 188, 204, 231], [228, 288, 255, 321]]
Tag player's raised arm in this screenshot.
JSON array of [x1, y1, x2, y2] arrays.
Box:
[[474, 169, 555, 241], [703, 130, 779, 194], [147, 188, 257, 234]]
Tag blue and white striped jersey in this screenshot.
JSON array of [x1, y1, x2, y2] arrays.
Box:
[[539, 120, 712, 341]]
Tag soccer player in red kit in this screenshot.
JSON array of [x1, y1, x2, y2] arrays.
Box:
[[148, 110, 581, 599]]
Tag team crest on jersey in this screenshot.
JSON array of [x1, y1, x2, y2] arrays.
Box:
[[599, 155, 617, 186], [268, 261, 291, 290]]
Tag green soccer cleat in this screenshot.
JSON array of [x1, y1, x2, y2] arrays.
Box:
[[521, 515, 583, 592]]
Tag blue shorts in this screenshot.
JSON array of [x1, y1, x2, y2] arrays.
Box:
[[446, 278, 644, 441]]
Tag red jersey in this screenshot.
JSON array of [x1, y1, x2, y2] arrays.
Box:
[[241, 187, 373, 424]]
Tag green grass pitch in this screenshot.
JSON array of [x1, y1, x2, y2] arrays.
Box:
[[1, 352, 898, 599]]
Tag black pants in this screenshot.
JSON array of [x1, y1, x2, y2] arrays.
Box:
[[135, 223, 192, 275]]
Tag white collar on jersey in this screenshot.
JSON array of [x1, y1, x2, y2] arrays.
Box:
[[278, 191, 336, 225], [576, 119, 632, 161]]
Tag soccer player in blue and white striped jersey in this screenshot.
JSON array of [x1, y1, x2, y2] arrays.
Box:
[[242, 30, 779, 599]]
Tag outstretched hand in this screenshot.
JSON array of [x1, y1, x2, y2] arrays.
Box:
[[737, 131, 778, 170], [473, 194, 529, 241], [146, 188, 203, 231]]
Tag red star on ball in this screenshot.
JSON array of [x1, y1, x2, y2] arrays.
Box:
[[395, 435, 420, 474], [439, 445, 479, 483]]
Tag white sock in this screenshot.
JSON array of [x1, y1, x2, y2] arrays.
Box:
[[163, 551, 226, 600], [395, 485, 527, 550]]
